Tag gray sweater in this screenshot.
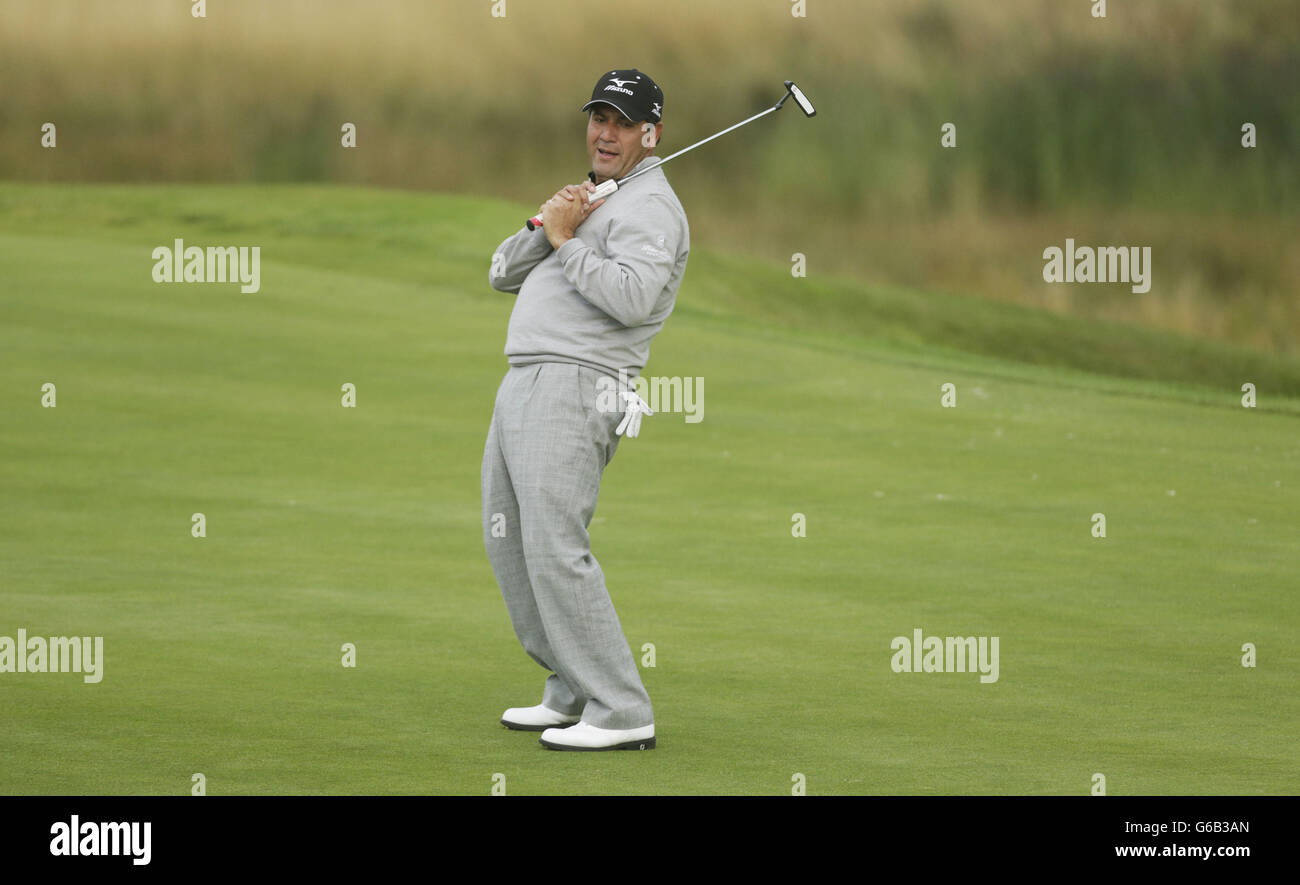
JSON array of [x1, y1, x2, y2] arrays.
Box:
[[489, 157, 690, 377]]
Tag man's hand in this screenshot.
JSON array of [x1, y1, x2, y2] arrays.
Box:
[[535, 184, 578, 220], [541, 181, 606, 250]]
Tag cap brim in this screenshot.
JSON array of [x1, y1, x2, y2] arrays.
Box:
[[581, 99, 637, 121]]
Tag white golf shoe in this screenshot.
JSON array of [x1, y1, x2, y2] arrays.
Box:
[[501, 704, 581, 732], [538, 721, 656, 751]]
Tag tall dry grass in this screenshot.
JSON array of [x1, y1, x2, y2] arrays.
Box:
[[2, 0, 1297, 351]]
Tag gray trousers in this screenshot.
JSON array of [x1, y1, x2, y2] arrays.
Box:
[[482, 362, 653, 730]]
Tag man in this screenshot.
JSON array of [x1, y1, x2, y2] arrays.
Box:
[[482, 69, 689, 751]]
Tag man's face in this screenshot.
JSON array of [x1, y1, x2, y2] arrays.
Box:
[[587, 104, 663, 182]]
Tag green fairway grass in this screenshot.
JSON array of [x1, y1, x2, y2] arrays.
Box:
[[2, 183, 1297, 794]]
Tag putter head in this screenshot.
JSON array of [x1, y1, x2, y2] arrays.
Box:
[[783, 80, 816, 117]]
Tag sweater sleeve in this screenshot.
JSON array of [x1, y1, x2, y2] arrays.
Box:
[[554, 194, 684, 327], [488, 225, 554, 294]]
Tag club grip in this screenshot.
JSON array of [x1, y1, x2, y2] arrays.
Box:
[[526, 214, 544, 231]]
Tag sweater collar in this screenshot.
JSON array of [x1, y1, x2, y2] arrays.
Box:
[[589, 154, 664, 185]]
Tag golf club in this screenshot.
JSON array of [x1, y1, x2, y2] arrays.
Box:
[[526, 79, 816, 230]]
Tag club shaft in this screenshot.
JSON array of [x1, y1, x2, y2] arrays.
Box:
[[525, 91, 791, 230], [617, 104, 783, 185]]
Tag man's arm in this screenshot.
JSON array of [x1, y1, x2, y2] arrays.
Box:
[[553, 194, 684, 328], [488, 225, 553, 294], [489, 186, 592, 293]]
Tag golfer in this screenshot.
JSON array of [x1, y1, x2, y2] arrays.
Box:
[[482, 69, 689, 751]]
